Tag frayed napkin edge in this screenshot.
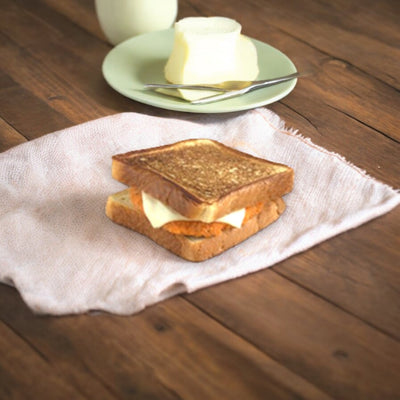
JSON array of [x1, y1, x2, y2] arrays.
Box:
[[255, 108, 400, 195]]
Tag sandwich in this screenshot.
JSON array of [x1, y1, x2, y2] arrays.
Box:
[[105, 139, 294, 262]]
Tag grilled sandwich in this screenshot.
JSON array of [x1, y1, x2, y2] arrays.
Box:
[[106, 139, 294, 261]]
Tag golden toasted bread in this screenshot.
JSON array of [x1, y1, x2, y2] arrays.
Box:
[[112, 139, 293, 221]]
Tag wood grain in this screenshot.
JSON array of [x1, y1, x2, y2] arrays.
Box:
[[275, 209, 400, 340], [0, 0, 399, 399], [187, 270, 400, 399], [0, 285, 333, 400], [0, 320, 86, 399], [0, 117, 26, 152]]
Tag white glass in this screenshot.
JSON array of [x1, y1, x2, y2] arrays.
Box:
[[95, 0, 178, 45]]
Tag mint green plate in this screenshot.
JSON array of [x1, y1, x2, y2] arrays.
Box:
[[102, 29, 297, 113]]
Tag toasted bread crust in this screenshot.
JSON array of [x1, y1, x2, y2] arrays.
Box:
[[105, 189, 285, 262], [112, 139, 293, 221]]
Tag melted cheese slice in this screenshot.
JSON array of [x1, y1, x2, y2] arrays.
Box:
[[164, 17, 259, 101], [142, 191, 245, 229]]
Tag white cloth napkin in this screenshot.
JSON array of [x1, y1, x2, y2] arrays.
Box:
[[1, 109, 399, 315]]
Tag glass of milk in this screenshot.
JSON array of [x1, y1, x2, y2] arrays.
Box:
[[95, 0, 178, 45]]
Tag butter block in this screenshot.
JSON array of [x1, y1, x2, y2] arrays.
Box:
[[164, 17, 259, 101]]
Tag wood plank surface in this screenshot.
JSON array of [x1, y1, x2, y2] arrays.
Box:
[[0, 320, 86, 400], [0, 285, 333, 400], [0, 0, 399, 399], [0, 117, 27, 152], [187, 271, 400, 399]]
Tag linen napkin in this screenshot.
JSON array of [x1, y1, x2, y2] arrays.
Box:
[[0, 109, 399, 315]]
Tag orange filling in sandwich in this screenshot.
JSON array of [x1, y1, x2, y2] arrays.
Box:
[[129, 186, 264, 238]]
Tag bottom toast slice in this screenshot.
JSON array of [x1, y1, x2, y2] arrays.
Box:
[[105, 190, 285, 262]]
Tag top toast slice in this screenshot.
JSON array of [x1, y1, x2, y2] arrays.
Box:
[[112, 139, 293, 221]]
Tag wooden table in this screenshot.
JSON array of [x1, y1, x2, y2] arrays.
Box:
[[1, 0, 399, 399]]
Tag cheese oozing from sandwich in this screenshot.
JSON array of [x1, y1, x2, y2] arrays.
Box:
[[163, 17, 259, 101], [142, 191, 246, 229]]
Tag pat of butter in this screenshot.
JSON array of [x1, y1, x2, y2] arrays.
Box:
[[164, 17, 259, 101], [142, 191, 246, 229]]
